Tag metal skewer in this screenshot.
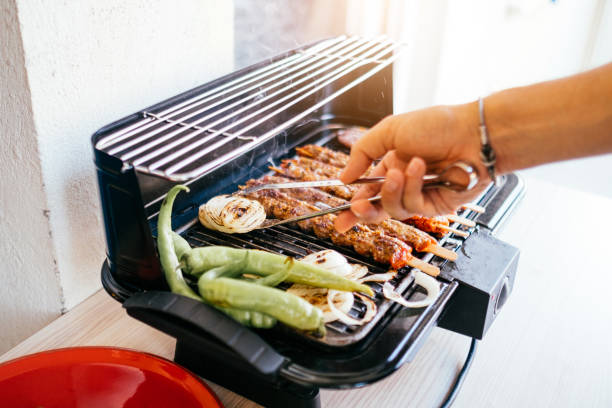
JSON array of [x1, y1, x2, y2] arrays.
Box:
[[253, 196, 381, 230], [240, 160, 479, 196], [239, 177, 384, 195]]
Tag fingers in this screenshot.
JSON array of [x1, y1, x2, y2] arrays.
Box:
[[351, 157, 387, 200], [335, 156, 486, 232], [374, 157, 426, 220], [352, 198, 388, 224], [335, 156, 428, 232], [340, 118, 394, 183], [400, 157, 427, 215], [379, 168, 411, 219], [335, 154, 390, 233], [341, 147, 372, 184], [345, 153, 399, 225], [334, 209, 359, 233], [334, 193, 389, 233]]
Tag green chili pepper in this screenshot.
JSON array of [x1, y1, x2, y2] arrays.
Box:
[[254, 269, 291, 287], [204, 262, 278, 325], [182, 246, 373, 296], [200, 258, 289, 287], [172, 232, 192, 260], [158, 185, 200, 301], [199, 259, 246, 281], [218, 305, 277, 328], [199, 277, 325, 335], [160, 188, 275, 328]]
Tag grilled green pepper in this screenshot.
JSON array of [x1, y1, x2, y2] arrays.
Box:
[[199, 277, 325, 335], [157, 185, 200, 301], [181, 246, 373, 296], [172, 231, 192, 260]]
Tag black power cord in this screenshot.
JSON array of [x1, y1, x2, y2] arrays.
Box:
[[440, 338, 479, 408]]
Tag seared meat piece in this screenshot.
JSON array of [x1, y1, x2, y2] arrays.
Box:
[[336, 126, 367, 148], [260, 175, 448, 249], [404, 215, 451, 238], [295, 144, 349, 168], [267, 161, 455, 260], [242, 185, 414, 270], [244, 178, 443, 274]]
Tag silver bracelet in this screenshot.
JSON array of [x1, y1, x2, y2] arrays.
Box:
[[478, 97, 497, 184]]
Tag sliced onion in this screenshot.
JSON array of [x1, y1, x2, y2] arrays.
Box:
[[323, 291, 354, 323], [300, 250, 353, 276], [358, 271, 396, 284], [382, 271, 440, 309], [293, 250, 379, 325], [287, 284, 354, 323], [327, 290, 364, 326], [344, 264, 369, 281], [326, 290, 377, 326], [199, 194, 266, 234], [295, 250, 372, 324]]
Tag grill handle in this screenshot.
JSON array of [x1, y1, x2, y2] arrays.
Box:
[[123, 291, 288, 377]]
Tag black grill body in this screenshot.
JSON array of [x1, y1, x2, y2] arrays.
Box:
[[92, 38, 524, 408]]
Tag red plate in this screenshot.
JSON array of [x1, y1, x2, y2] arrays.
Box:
[[0, 347, 223, 408]]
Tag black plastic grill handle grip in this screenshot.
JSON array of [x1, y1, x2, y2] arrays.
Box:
[[123, 291, 287, 376]]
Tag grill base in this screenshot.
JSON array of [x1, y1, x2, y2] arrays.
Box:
[[175, 340, 321, 408], [437, 228, 520, 338], [93, 36, 526, 404]]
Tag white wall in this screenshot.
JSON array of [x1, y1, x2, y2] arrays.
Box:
[[1, 0, 234, 354], [0, 0, 63, 354], [433, 0, 604, 104], [371, 0, 608, 110]]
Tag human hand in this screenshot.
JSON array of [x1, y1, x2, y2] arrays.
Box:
[[334, 102, 492, 233]]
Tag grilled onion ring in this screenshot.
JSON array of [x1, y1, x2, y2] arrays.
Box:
[[199, 194, 266, 234], [382, 271, 440, 309]]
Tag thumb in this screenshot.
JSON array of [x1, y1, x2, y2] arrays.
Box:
[[340, 117, 394, 183]]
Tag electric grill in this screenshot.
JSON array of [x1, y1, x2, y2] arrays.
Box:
[[92, 36, 524, 408]]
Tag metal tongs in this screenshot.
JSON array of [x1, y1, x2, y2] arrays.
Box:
[[243, 161, 479, 230]]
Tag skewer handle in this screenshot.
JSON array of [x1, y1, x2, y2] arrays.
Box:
[[438, 225, 469, 238], [406, 258, 440, 277], [447, 214, 476, 228], [461, 203, 485, 213], [427, 245, 458, 261]]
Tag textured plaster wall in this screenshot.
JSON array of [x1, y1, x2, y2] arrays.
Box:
[[1, 0, 233, 354], [0, 0, 63, 353]]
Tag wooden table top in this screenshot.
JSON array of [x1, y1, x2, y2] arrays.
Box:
[[2, 176, 611, 407]]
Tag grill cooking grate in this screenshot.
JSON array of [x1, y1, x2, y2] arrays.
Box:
[[180, 200, 478, 347], [184, 223, 414, 343], [94, 36, 403, 182]]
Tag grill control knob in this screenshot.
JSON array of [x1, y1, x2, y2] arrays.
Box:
[[494, 276, 510, 315]]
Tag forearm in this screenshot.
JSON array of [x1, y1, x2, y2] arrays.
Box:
[[483, 63, 612, 174]]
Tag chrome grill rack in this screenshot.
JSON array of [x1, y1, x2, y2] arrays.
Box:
[[95, 36, 403, 182]]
